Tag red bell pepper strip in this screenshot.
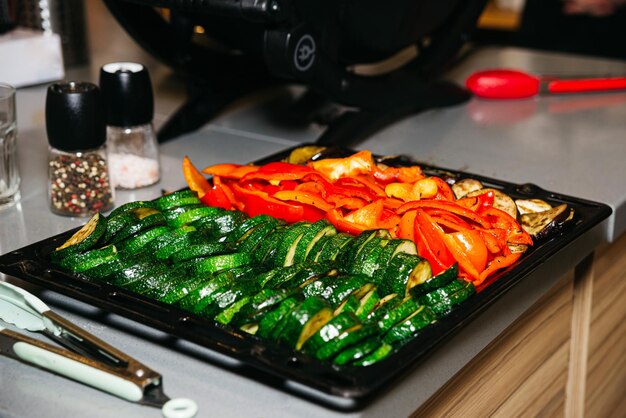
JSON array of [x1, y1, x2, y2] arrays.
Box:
[[231, 183, 324, 223], [241, 161, 315, 182], [201, 175, 237, 210], [427, 209, 473, 230], [349, 175, 387, 197], [479, 229, 508, 254], [379, 209, 401, 236], [381, 197, 404, 210], [332, 181, 376, 202], [456, 190, 495, 212], [413, 209, 455, 275], [397, 200, 492, 229], [431, 177, 456, 201], [479, 206, 533, 246]]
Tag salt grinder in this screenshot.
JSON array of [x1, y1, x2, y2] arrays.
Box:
[[100, 62, 160, 189], [45, 82, 115, 216]]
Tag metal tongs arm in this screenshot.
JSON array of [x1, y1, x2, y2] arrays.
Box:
[[0, 282, 168, 407]]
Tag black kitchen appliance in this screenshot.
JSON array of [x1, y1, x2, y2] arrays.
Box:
[[103, 0, 488, 143]]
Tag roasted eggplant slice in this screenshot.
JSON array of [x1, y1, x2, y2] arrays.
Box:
[[451, 178, 484, 199], [467, 188, 518, 219], [520, 203, 575, 241], [286, 146, 327, 164], [507, 243, 529, 254], [515, 199, 553, 215]]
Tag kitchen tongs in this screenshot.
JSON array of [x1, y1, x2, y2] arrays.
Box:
[[0, 281, 169, 408]]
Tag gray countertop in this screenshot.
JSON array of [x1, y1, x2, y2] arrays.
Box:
[[1, 2, 625, 417]]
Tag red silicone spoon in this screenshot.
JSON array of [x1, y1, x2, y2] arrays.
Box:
[[466, 69, 626, 99]]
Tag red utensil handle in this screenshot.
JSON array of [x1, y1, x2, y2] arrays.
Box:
[[548, 77, 626, 94]]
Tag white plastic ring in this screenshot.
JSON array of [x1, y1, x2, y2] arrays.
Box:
[[161, 398, 198, 418]]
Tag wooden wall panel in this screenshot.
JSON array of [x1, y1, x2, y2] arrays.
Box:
[[413, 274, 573, 418], [585, 236, 626, 418]]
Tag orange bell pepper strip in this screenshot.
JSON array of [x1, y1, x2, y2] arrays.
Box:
[[326, 195, 367, 210], [326, 209, 368, 235], [398, 210, 417, 241], [308, 150, 375, 180], [475, 251, 522, 287], [295, 181, 328, 197], [382, 197, 404, 210], [327, 199, 397, 235], [201, 163, 260, 179], [344, 199, 384, 228], [442, 230, 488, 280], [349, 175, 387, 197], [183, 156, 212, 198], [373, 165, 425, 184], [272, 190, 334, 212]]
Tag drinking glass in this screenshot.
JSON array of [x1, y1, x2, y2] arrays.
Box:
[[0, 83, 20, 208]]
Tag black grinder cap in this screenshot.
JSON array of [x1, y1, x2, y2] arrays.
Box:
[[45, 81, 106, 152], [99, 62, 154, 127]]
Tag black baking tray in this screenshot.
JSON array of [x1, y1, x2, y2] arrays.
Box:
[[0, 145, 612, 410]]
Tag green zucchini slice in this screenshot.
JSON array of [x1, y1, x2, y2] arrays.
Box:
[[352, 343, 394, 367], [167, 206, 224, 228], [108, 200, 157, 219], [169, 242, 233, 264], [116, 225, 170, 255], [315, 324, 377, 361], [383, 305, 436, 346], [56, 244, 119, 273], [154, 190, 201, 211], [192, 252, 252, 275], [409, 263, 459, 299], [375, 298, 419, 333], [428, 281, 476, 318], [302, 312, 361, 355], [378, 253, 432, 297], [108, 208, 167, 244], [52, 213, 107, 261], [256, 297, 301, 339], [275, 296, 333, 349], [292, 221, 337, 265], [333, 338, 381, 366], [191, 210, 248, 237]]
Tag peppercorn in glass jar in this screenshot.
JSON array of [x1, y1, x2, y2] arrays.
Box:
[[46, 81, 114, 216]]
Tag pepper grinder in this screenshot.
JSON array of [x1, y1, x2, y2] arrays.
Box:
[[100, 62, 160, 189], [45, 81, 115, 216]]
